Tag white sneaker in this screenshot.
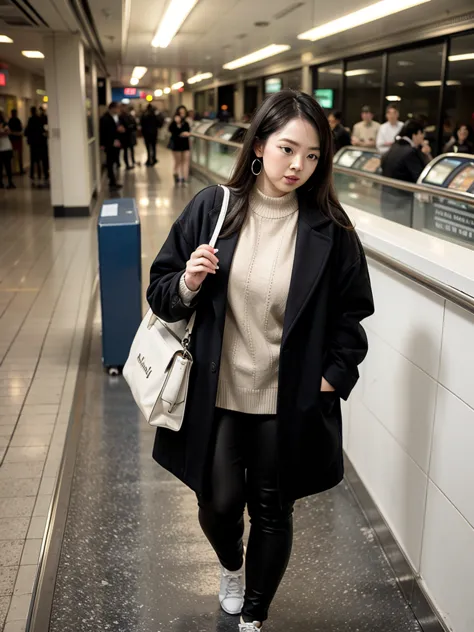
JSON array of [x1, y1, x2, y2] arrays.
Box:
[[238, 621, 262, 631], [219, 550, 246, 615]]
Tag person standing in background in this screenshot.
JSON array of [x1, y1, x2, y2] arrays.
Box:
[[376, 105, 404, 155], [168, 105, 191, 185], [351, 106, 380, 149], [141, 104, 161, 167], [38, 107, 50, 183], [0, 109, 15, 189], [327, 111, 351, 153], [99, 101, 123, 191], [119, 103, 135, 170], [24, 106, 46, 187], [8, 109, 25, 175], [443, 124, 474, 154]]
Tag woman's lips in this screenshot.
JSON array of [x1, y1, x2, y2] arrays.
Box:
[[284, 176, 300, 182]]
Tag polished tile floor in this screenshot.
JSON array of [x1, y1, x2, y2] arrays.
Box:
[[47, 156, 422, 632], [0, 174, 99, 632]]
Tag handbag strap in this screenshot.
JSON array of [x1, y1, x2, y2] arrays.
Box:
[[184, 184, 231, 340]]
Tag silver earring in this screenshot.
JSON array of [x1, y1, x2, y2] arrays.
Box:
[[251, 158, 262, 176]]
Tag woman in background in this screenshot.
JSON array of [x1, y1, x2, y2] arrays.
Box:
[[168, 105, 191, 185], [0, 109, 15, 189]]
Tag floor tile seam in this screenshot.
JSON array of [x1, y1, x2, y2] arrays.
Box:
[[0, 237, 74, 362], [0, 237, 85, 466], [0, 219, 55, 286]]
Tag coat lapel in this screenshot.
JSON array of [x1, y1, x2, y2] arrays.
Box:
[[281, 196, 333, 348]]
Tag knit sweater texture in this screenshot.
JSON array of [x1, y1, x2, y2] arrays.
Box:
[[179, 186, 298, 414]]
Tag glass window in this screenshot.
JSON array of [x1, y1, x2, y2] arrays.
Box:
[[314, 63, 342, 113], [345, 56, 383, 131], [444, 33, 474, 155], [282, 69, 302, 91], [386, 44, 443, 152]]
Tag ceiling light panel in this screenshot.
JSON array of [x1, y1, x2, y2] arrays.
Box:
[[152, 0, 198, 48], [132, 66, 147, 79], [415, 80, 461, 87], [0, 35, 13, 43], [188, 72, 213, 84], [298, 0, 432, 42], [448, 53, 474, 62], [223, 44, 291, 70], [22, 51, 44, 58]]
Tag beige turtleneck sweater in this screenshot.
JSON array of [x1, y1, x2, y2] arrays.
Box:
[[179, 186, 298, 415]]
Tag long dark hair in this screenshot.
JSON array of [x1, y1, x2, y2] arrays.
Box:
[[223, 89, 351, 237]]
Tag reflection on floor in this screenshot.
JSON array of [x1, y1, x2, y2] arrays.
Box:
[[49, 155, 421, 632]]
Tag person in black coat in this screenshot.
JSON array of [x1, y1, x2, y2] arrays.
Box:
[[168, 105, 191, 185], [8, 109, 25, 175], [140, 104, 163, 166], [443, 123, 474, 155], [146, 90, 374, 630], [100, 102, 123, 190], [380, 119, 431, 226], [328, 110, 351, 154], [24, 106, 49, 186]]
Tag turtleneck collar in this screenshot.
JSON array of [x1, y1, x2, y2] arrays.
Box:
[[249, 185, 299, 219]]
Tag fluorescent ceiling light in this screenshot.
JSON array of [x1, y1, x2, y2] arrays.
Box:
[[345, 69, 376, 77], [132, 66, 147, 79], [298, 0, 432, 41], [223, 44, 291, 70], [188, 72, 213, 84], [152, 0, 198, 48], [154, 89, 163, 97], [386, 95, 401, 101], [396, 82, 405, 87], [172, 81, 184, 90], [449, 53, 474, 62], [415, 80, 461, 87], [0, 35, 13, 44], [22, 50, 44, 59], [164, 87, 171, 94], [130, 77, 139, 86]]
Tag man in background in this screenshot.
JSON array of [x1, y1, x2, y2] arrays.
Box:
[[8, 109, 25, 175], [328, 111, 351, 153], [352, 106, 380, 149], [100, 101, 123, 191], [376, 105, 404, 155]]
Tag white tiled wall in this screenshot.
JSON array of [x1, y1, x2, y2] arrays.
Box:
[[345, 261, 474, 632]]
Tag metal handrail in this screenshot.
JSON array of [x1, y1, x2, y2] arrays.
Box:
[[191, 131, 242, 149], [190, 132, 474, 313], [333, 164, 474, 205], [191, 132, 474, 206]]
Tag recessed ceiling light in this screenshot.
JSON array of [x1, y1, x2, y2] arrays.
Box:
[[449, 53, 474, 62], [152, 0, 199, 48], [223, 44, 291, 70], [415, 80, 461, 87], [172, 81, 184, 90], [188, 72, 213, 84], [397, 60, 414, 67], [345, 69, 376, 77], [154, 89, 163, 97], [164, 87, 171, 94], [130, 77, 139, 85], [132, 66, 147, 79], [298, 0, 431, 41], [22, 51, 44, 59], [396, 82, 405, 87], [0, 35, 13, 44], [386, 95, 402, 101]]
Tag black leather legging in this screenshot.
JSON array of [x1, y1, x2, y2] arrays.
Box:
[[198, 408, 294, 623]]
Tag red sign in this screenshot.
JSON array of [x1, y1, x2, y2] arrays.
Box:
[[0, 73, 6, 87], [139, 91, 146, 99], [124, 87, 136, 96]]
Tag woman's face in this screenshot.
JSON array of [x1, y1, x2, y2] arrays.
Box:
[[254, 117, 321, 197], [178, 108, 186, 118], [458, 126, 469, 143]]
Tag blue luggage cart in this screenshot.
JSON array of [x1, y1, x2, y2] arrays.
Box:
[[97, 198, 142, 374]]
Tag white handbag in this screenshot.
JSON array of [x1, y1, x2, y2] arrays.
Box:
[[123, 185, 231, 431]]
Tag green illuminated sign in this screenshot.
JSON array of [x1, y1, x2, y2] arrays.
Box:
[[314, 89, 334, 109]]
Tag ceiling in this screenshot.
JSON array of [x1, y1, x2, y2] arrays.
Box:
[[0, 0, 473, 88]]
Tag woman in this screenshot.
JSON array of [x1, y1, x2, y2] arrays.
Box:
[[443, 123, 474, 154], [0, 110, 15, 189], [147, 90, 374, 631], [168, 105, 191, 185]]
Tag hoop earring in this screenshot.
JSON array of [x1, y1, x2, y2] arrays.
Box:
[[251, 158, 262, 176]]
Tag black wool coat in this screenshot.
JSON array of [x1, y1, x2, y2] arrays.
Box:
[[147, 185, 374, 502]]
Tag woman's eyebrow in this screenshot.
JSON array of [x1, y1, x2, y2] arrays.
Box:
[[279, 138, 320, 151]]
